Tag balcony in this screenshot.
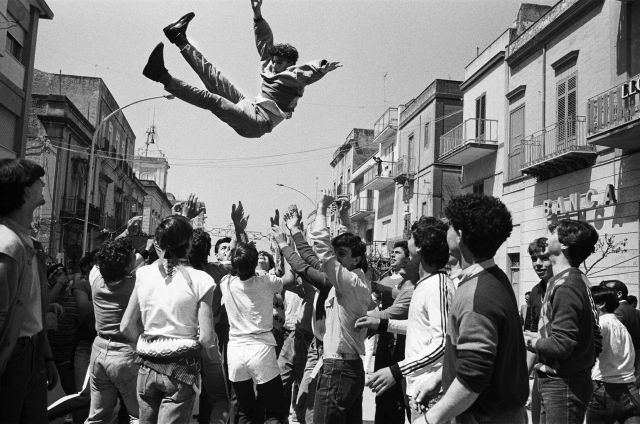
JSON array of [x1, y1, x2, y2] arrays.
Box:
[[362, 162, 395, 191], [520, 116, 596, 180], [393, 156, 416, 184], [60, 196, 101, 225], [350, 196, 374, 220], [439, 118, 499, 165], [587, 74, 640, 150], [373, 107, 398, 145]]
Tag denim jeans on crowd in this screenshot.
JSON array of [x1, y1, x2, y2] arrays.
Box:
[[586, 380, 640, 424], [313, 358, 365, 424], [0, 336, 48, 424], [538, 369, 593, 424], [278, 329, 312, 421], [137, 365, 196, 424], [87, 336, 139, 423]]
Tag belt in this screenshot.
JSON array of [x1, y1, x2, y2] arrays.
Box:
[[323, 352, 361, 361], [98, 333, 129, 343]]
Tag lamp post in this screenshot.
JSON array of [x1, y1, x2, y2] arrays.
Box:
[[82, 94, 174, 254], [276, 183, 316, 207]]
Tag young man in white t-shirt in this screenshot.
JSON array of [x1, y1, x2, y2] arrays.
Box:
[[220, 241, 296, 424]]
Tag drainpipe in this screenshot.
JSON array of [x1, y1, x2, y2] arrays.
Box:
[[542, 43, 547, 129], [416, 114, 422, 218]]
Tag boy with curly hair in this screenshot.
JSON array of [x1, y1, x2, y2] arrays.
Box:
[[412, 193, 529, 424], [524, 219, 601, 424], [142, 0, 341, 139]]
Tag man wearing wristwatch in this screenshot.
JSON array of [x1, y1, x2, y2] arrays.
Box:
[[0, 158, 58, 423]]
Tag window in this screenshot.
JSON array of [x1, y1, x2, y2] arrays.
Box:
[[508, 252, 520, 293], [424, 122, 430, 150], [508, 106, 525, 180], [472, 180, 484, 195], [5, 33, 23, 62], [422, 201, 428, 217], [557, 73, 577, 148], [475, 94, 486, 139]]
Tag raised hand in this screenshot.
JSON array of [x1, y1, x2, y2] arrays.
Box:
[[325, 61, 343, 73], [270, 225, 288, 246], [231, 201, 249, 231], [183, 193, 206, 219], [318, 189, 334, 210], [126, 215, 143, 235], [269, 209, 280, 228], [283, 208, 302, 231], [250, 0, 262, 18]]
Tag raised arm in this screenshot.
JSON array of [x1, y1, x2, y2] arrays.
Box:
[[272, 224, 331, 293], [252, 0, 274, 62], [283, 208, 322, 271], [231, 201, 249, 245]]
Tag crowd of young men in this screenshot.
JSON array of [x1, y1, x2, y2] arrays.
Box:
[[2, 157, 640, 424]]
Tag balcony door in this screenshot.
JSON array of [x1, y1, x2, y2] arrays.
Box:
[[475, 94, 486, 140], [556, 74, 577, 151], [508, 106, 525, 180]]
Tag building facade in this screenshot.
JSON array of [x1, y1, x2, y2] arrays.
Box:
[[28, 70, 147, 266], [0, 0, 52, 158]]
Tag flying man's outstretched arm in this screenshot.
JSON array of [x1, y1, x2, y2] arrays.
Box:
[[252, 0, 273, 62]]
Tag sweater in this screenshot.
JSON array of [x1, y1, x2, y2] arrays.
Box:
[[535, 267, 602, 376], [442, 261, 528, 416]]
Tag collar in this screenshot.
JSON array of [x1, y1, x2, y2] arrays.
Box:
[[458, 258, 496, 284], [0, 217, 34, 248]]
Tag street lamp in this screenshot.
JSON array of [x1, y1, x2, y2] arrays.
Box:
[[276, 183, 316, 207], [82, 94, 174, 254]]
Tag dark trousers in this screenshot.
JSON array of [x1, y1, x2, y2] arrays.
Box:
[[233, 375, 285, 424], [538, 369, 593, 424], [587, 380, 640, 424], [374, 334, 406, 424], [278, 329, 312, 420], [531, 374, 542, 424], [313, 358, 365, 424], [0, 336, 48, 424]]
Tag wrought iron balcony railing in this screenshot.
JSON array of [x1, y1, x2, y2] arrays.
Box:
[[440, 118, 499, 159]]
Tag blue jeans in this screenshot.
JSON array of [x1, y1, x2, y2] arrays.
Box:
[[0, 336, 47, 424], [587, 381, 640, 424], [87, 336, 139, 423], [137, 365, 196, 424], [538, 369, 593, 424], [313, 358, 365, 424]]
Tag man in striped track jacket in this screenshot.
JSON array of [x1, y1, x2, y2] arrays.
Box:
[[355, 217, 454, 420]]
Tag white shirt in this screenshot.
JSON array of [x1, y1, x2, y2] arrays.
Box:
[[221, 274, 283, 346], [389, 272, 455, 391], [592, 313, 636, 383], [135, 262, 215, 340]]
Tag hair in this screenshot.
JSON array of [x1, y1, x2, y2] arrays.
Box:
[[393, 240, 409, 259], [590, 285, 619, 313], [155, 215, 193, 260], [0, 159, 45, 216], [528, 237, 548, 257], [232, 242, 259, 280], [525, 291, 531, 296], [96, 239, 133, 282], [444, 194, 513, 259], [600, 279, 628, 300], [47, 263, 67, 281], [258, 250, 275, 271], [269, 43, 299, 64], [628, 295, 638, 308], [214, 237, 232, 254], [547, 219, 598, 267], [146, 244, 159, 264], [331, 232, 368, 272], [78, 252, 95, 275], [190, 228, 212, 269], [412, 216, 449, 269]]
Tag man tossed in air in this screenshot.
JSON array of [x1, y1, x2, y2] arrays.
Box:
[[143, 0, 342, 138]]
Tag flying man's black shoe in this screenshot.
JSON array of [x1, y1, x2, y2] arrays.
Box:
[[163, 12, 195, 45], [142, 43, 170, 84]]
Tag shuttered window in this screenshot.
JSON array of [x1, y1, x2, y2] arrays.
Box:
[[475, 94, 486, 139], [508, 106, 525, 180], [557, 74, 577, 146]]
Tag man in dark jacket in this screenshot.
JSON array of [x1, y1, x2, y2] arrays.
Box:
[[524, 219, 602, 424]]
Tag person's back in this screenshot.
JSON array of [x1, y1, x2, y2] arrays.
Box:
[[91, 267, 135, 342], [221, 273, 282, 344], [444, 263, 528, 416]]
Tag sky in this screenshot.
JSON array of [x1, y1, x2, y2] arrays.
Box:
[[34, 0, 557, 241]]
